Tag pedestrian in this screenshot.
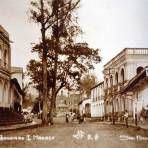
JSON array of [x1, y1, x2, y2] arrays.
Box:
[[124, 110, 128, 128], [79, 114, 84, 124], [77, 113, 80, 123], [83, 113, 86, 123], [79, 115, 82, 124], [72, 112, 76, 121], [66, 113, 69, 123]]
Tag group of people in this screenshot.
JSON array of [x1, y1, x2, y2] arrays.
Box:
[[65, 110, 129, 127], [65, 112, 86, 124]]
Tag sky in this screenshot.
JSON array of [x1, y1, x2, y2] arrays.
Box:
[[0, 0, 148, 80]]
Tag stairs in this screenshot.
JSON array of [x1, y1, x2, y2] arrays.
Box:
[[0, 108, 24, 126]]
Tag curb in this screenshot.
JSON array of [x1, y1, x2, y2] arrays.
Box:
[[115, 123, 148, 131], [0, 123, 42, 132], [88, 120, 148, 131]]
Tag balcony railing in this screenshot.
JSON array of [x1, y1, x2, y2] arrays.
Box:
[[0, 60, 10, 71], [104, 81, 127, 97]]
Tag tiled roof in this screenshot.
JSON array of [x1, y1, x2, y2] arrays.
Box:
[[121, 66, 148, 93], [10, 78, 23, 95]]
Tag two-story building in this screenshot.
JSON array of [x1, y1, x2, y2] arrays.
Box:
[[90, 81, 104, 119], [0, 25, 23, 112], [103, 48, 148, 121], [0, 25, 11, 109], [121, 66, 148, 121]]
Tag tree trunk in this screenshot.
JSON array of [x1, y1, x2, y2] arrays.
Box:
[[42, 54, 48, 125], [40, 0, 48, 125], [49, 54, 58, 125], [48, 0, 59, 125]]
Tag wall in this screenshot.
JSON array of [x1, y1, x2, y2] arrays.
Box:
[[0, 25, 11, 108], [90, 82, 104, 118], [79, 99, 91, 116], [133, 85, 148, 119]]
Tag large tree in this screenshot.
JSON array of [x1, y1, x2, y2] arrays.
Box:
[[28, 0, 101, 124]]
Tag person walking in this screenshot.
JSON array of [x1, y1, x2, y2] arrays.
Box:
[[83, 113, 86, 123], [66, 113, 69, 123], [72, 112, 76, 121], [124, 110, 128, 128]]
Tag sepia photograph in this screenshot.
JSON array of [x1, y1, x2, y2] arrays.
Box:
[[0, 0, 148, 148]]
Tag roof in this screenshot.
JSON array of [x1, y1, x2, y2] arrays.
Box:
[[78, 98, 91, 105], [90, 81, 104, 90], [104, 48, 148, 67], [0, 25, 9, 37], [11, 67, 23, 74], [10, 78, 23, 95], [121, 66, 148, 93]]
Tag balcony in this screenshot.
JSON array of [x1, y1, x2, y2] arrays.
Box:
[[104, 82, 127, 97], [0, 60, 10, 77], [126, 48, 148, 55]]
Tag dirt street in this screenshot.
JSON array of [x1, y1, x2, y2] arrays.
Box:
[[0, 117, 148, 148]]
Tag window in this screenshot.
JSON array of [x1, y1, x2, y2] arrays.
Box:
[[121, 68, 124, 83], [0, 45, 2, 59], [4, 50, 7, 67], [136, 66, 143, 74], [115, 72, 118, 85], [110, 75, 113, 86], [106, 78, 108, 88]]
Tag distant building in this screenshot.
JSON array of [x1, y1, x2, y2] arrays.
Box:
[[0, 25, 23, 112], [103, 48, 148, 120], [78, 98, 91, 117], [56, 91, 68, 113], [10, 78, 23, 112], [68, 92, 81, 113], [11, 67, 23, 88], [90, 81, 104, 118]]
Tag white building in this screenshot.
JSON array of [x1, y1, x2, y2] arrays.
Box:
[[90, 81, 104, 118], [103, 48, 148, 120], [78, 98, 91, 117], [11, 67, 23, 88], [122, 66, 148, 121]]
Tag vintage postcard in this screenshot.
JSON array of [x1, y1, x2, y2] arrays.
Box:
[[0, 0, 148, 148]]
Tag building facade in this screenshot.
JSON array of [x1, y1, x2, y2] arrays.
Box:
[[0, 25, 23, 111], [122, 67, 148, 121], [56, 91, 68, 113], [0, 25, 11, 108], [79, 98, 91, 117], [68, 91, 81, 113], [90, 81, 104, 118], [103, 48, 148, 120]]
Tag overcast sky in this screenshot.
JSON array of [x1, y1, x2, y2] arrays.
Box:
[[0, 0, 148, 80]]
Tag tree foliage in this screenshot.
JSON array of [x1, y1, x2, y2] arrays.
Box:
[[28, 0, 101, 124], [79, 74, 97, 97]]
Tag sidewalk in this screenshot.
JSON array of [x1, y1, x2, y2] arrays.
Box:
[[87, 118, 148, 130], [114, 121, 148, 130], [0, 119, 42, 132]]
